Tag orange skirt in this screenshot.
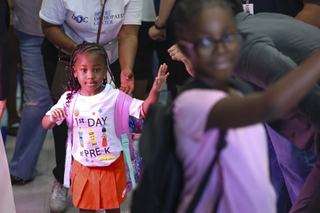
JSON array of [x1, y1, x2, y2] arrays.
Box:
[[71, 153, 127, 210]]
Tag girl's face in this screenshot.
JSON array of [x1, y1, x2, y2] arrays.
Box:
[[73, 52, 107, 96], [179, 6, 239, 83]]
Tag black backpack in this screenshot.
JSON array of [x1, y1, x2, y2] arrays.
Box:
[[131, 103, 181, 213], [130, 77, 253, 213]]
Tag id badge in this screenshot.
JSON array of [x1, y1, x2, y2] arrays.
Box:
[[243, 1, 254, 14]]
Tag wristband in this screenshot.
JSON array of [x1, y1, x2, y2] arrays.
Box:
[[154, 23, 166, 30], [154, 17, 166, 30]]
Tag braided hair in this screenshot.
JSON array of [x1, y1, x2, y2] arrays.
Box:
[[64, 42, 115, 106]]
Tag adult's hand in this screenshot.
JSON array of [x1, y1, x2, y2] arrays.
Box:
[[148, 26, 166, 41], [119, 70, 135, 94]]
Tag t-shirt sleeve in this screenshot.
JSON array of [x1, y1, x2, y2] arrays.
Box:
[[39, 0, 67, 25], [173, 89, 227, 141], [123, 0, 142, 25], [129, 98, 144, 118]]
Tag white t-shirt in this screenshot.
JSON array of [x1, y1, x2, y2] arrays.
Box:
[[173, 89, 276, 213], [46, 85, 143, 167], [14, 0, 44, 36], [142, 0, 156, 21], [39, 0, 142, 62]]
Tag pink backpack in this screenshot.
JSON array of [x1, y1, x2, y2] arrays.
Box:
[[115, 91, 142, 193]]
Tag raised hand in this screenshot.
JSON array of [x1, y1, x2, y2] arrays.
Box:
[[153, 63, 169, 92], [168, 44, 194, 76]]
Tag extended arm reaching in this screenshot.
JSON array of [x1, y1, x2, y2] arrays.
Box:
[[206, 48, 320, 129], [142, 63, 169, 116]]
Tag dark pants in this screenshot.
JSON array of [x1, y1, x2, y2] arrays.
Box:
[[133, 21, 167, 94], [41, 38, 121, 184]]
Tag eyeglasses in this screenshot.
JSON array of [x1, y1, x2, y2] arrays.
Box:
[[179, 33, 238, 56]]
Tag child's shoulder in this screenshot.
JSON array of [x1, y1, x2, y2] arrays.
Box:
[[104, 84, 120, 94]]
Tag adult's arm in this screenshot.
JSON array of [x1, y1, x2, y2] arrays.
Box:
[[235, 42, 320, 126], [118, 24, 139, 94], [41, 20, 78, 53], [148, 0, 176, 41], [295, 2, 320, 27]]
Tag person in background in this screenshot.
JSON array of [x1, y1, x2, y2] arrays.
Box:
[[132, 0, 166, 100], [42, 42, 168, 213], [171, 0, 320, 212], [227, 0, 320, 211], [9, 0, 53, 187], [0, 0, 16, 212], [149, 0, 191, 101], [250, 0, 320, 27], [6, 0, 23, 137], [39, 0, 141, 211]]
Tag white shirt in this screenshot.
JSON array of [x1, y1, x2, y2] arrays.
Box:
[[39, 0, 142, 62], [46, 85, 143, 167], [142, 0, 156, 21]]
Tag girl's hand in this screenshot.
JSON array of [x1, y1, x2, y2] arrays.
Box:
[[168, 44, 195, 76], [152, 63, 169, 92], [50, 108, 67, 123], [120, 70, 135, 95]]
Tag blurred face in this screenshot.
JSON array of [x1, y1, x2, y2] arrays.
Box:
[[73, 52, 107, 96], [179, 6, 239, 82]]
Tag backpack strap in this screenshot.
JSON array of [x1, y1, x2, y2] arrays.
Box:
[[114, 91, 137, 189], [64, 92, 79, 188], [115, 90, 134, 158], [183, 77, 254, 95], [186, 129, 227, 213]]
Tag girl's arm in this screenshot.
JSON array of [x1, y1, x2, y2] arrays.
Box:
[[42, 115, 57, 130], [41, 20, 78, 53], [118, 24, 140, 95], [142, 63, 169, 115], [206, 48, 320, 129], [42, 108, 67, 130]]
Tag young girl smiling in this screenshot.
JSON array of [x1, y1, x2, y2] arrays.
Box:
[[42, 42, 168, 213], [170, 0, 320, 212]]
